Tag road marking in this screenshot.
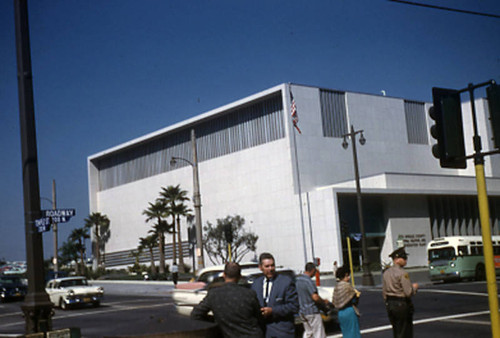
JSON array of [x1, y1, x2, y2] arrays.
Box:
[[442, 318, 491, 326], [327, 310, 490, 337], [0, 312, 23, 319], [418, 289, 489, 297], [0, 302, 172, 328]]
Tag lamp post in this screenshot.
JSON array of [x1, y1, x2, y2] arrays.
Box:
[[170, 129, 205, 270], [342, 125, 374, 286]]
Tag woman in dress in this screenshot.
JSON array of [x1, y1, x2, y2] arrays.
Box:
[[332, 266, 361, 338]]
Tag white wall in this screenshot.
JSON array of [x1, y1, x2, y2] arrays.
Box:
[[89, 83, 500, 273]]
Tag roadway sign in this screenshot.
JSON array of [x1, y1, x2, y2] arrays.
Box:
[[36, 209, 76, 233], [42, 209, 76, 223], [35, 217, 51, 233]]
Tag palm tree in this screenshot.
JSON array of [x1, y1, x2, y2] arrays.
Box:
[[170, 202, 192, 272], [69, 227, 89, 275], [139, 234, 158, 275], [159, 185, 190, 272], [84, 212, 110, 268], [59, 239, 79, 271], [143, 201, 169, 274]]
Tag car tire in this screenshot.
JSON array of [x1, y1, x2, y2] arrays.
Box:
[[93, 301, 100, 307], [59, 298, 68, 310]]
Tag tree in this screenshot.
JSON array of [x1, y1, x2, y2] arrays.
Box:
[[59, 239, 79, 271], [203, 215, 258, 265], [139, 234, 158, 275], [69, 227, 89, 275], [143, 201, 170, 274], [84, 212, 110, 268], [170, 202, 192, 272], [159, 185, 190, 272]]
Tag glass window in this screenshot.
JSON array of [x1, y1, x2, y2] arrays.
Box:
[[428, 247, 456, 261]]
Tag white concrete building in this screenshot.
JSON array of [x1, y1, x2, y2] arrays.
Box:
[[88, 83, 500, 272]]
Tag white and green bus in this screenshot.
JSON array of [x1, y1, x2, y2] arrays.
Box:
[[427, 236, 500, 282]]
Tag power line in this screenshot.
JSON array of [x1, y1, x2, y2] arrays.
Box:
[[389, 0, 500, 19]]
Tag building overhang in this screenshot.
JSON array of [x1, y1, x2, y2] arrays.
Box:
[[317, 172, 500, 196], [88, 84, 286, 162]]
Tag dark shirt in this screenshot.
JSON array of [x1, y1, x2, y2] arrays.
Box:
[[191, 282, 264, 338]]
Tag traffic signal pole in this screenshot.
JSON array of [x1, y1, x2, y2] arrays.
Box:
[[14, 0, 53, 332], [462, 81, 500, 338]]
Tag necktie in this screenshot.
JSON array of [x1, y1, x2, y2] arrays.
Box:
[[264, 278, 270, 306]]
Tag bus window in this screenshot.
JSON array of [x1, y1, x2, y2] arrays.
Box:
[[494, 246, 500, 255], [471, 246, 483, 256], [457, 245, 468, 256], [428, 247, 456, 262]]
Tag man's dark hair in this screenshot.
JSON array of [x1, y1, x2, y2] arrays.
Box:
[[336, 266, 350, 280], [224, 262, 241, 279], [258, 252, 275, 265], [305, 262, 316, 272]]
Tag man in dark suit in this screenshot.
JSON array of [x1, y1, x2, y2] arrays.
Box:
[[251, 252, 299, 338], [191, 262, 264, 338]]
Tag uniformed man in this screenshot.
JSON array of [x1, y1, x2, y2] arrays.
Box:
[[382, 247, 419, 338]]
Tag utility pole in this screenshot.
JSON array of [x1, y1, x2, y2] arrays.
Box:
[[51, 180, 58, 273], [14, 0, 53, 332], [170, 129, 205, 271], [191, 129, 205, 270]]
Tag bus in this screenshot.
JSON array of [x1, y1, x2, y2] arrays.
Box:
[[427, 236, 500, 282]]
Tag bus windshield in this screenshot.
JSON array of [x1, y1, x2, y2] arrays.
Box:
[[428, 247, 456, 262]]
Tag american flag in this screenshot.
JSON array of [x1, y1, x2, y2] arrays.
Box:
[[290, 91, 301, 134]]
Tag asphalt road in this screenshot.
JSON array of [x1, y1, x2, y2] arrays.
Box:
[[0, 271, 497, 337]]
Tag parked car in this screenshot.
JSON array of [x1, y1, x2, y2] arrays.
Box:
[[45, 276, 103, 310], [0, 275, 27, 302], [171, 264, 335, 323], [175, 262, 259, 291]]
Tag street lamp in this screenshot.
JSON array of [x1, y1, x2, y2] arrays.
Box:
[[170, 129, 205, 270], [342, 125, 374, 286]]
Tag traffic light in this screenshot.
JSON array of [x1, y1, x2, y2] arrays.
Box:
[[224, 223, 233, 243], [486, 84, 500, 149], [429, 87, 466, 168]]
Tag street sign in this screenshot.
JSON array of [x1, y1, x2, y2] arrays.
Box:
[[41, 209, 76, 223], [35, 217, 51, 233], [36, 209, 76, 232]]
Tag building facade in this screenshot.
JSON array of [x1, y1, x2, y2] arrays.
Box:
[[88, 83, 500, 272]]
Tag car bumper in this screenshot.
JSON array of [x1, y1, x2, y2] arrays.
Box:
[[65, 294, 103, 306]]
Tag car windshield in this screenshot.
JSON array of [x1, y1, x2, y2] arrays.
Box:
[[0, 277, 21, 285], [198, 271, 223, 284], [59, 279, 88, 287], [428, 247, 456, 262]]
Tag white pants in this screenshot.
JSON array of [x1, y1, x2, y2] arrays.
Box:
[[301, 313, 326, 338]]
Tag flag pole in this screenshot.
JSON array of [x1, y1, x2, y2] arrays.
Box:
[[289, 84, 308, 265]]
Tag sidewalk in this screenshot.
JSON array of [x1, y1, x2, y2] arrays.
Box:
[[319, 267, 430, 288], [93, 267, 431, 295]]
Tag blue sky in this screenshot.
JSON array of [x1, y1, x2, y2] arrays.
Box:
[[1, 0, 499, 261]]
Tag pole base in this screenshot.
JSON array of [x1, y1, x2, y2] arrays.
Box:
[[362, 271, 375, 286], [21, 293, 54, 334]]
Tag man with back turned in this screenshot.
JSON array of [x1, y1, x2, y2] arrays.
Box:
[[191, 262, 264, 337]]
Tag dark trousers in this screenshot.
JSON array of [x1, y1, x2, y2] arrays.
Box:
[[385, 297, 414, 338]]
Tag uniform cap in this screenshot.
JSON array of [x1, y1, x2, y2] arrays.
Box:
[[389, 247, 408, 259]]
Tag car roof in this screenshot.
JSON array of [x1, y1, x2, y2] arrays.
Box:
[[196, 262, 259, 276], [47, 276, 87, 283]]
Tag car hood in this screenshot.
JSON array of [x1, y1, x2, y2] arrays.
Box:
[[54, 286, 103, 294]]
